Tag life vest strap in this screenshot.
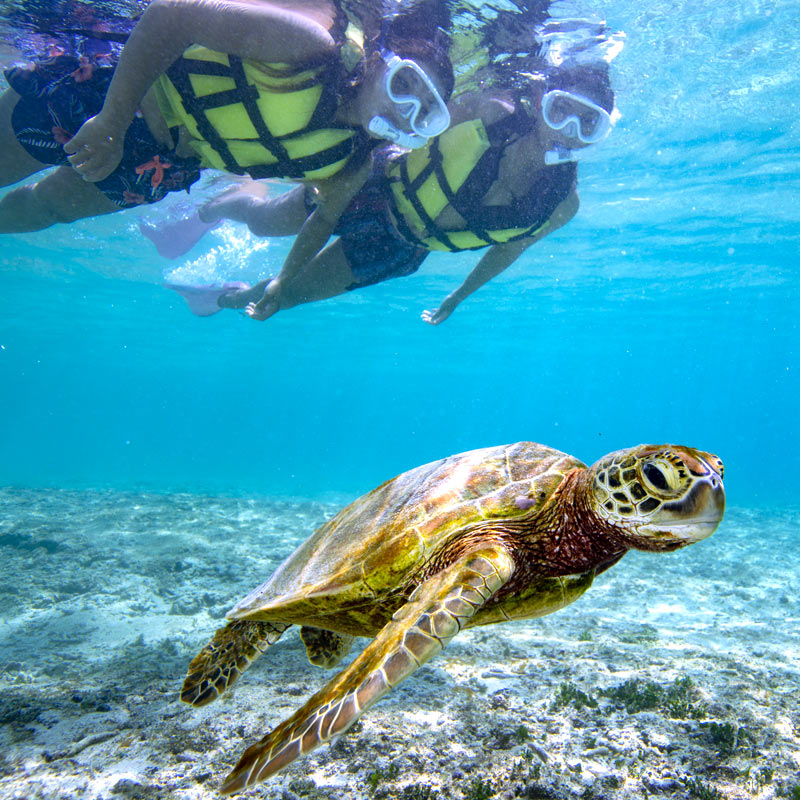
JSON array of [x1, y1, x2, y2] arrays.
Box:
[[395, 152, 459, 251], [425, 105, 558, 249], [445, 105, 535, 234], [166, 56, 246, 174], [394, 137, 495, 251], [227, 55, 294, 176], [304, 62, 344, 132], [246, 135, 361, 179], [429, 139, 496, 247], [174, 57, 233, 78], [165, 53, 350, 179]]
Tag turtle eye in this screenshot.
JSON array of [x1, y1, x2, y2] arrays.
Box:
[[643, 463, 668, 490], [641, 461, 680, 493]]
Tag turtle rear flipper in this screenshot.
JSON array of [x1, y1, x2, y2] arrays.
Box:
[[181, 620, 291, 707], [300, 627, 355, 668], [220, 545, 515, 794]]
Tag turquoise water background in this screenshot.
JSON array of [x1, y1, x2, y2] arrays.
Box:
[[1, 0, 798, 507]]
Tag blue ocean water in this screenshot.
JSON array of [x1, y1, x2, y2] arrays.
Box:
[[1, 5, 799, 798], [1, 0, 798, 509]]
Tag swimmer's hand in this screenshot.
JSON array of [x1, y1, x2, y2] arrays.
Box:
[[64, 114, 125, 181], [245, 278, 281, 321], [421, 295, 458, 325]]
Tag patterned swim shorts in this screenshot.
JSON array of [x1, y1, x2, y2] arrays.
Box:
[[6, 53, 202, 208]]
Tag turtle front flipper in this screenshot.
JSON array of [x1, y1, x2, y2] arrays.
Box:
[[181, 620, 291, 707], [220, 545, 515, 794], [300, 627, 356, 668]]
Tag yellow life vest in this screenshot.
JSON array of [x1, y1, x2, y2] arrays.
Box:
[[152, 45, 366, 181], [386, 114, 575, 252]]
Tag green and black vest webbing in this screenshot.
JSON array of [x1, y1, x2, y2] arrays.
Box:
[[386, 106, 577, 252], [151, 45, 368, 181]]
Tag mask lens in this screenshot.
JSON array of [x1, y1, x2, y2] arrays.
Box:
[[545, 94, 572, 125], [383, 56, 451, 140], [542, 90, 612, 144], [388, 65, 429, 102], [556, 97, 600, 136]]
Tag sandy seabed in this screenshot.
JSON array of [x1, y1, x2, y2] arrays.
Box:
[[0, 489, 798, 800]]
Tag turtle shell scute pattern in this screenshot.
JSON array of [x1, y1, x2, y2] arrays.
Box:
[[231, 443, 582, 623]]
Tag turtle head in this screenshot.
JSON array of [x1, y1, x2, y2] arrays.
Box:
[[588, 445, 725, 551]]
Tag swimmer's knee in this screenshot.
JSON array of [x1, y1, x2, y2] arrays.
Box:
[[0, 185, 52, 232], [23, 184, 70, 228], [0, 183, 85, 231], [28, 182, 102, 226]]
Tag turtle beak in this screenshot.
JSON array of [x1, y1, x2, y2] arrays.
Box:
[[679, 452, 726, 538]]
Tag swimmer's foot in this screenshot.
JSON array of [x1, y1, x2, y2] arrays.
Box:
[[165, 281, 251, 316], [216, 280, 270, 310], [198, 182, 269, 225]]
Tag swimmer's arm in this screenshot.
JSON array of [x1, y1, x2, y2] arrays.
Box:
[[246, 161, 372, 320], [421, 238, 534, 325], [421, 191, 579, 325], [66, 0, 335, 179], [104, 0, 333, 122], [447, 92, 515, 126]]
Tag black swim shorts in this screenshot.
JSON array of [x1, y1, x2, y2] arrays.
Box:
[[6, 54, 201, 208], [333, 165, 428, 290]]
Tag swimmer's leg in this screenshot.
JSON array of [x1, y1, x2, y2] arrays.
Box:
[[246, 239, 357, 319], [216, 281, 271, 309], [200, 182, 309, 237], [0, 164, 119, 233], [177, 239, 357, 318], [0, 89, 48, 189]]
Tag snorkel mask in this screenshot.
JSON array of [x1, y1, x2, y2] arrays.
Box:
[[368, 52, 451, 150], [541, 89, 615, 165]]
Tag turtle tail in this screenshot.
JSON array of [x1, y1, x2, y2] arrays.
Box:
[[180, 620, 291, 707]]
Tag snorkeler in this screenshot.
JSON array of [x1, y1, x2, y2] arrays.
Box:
[[166, 63, 618, 324], [0, 0, 453, 234]]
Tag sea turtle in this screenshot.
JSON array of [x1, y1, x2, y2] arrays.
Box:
[[181, 442, 725, 794]]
